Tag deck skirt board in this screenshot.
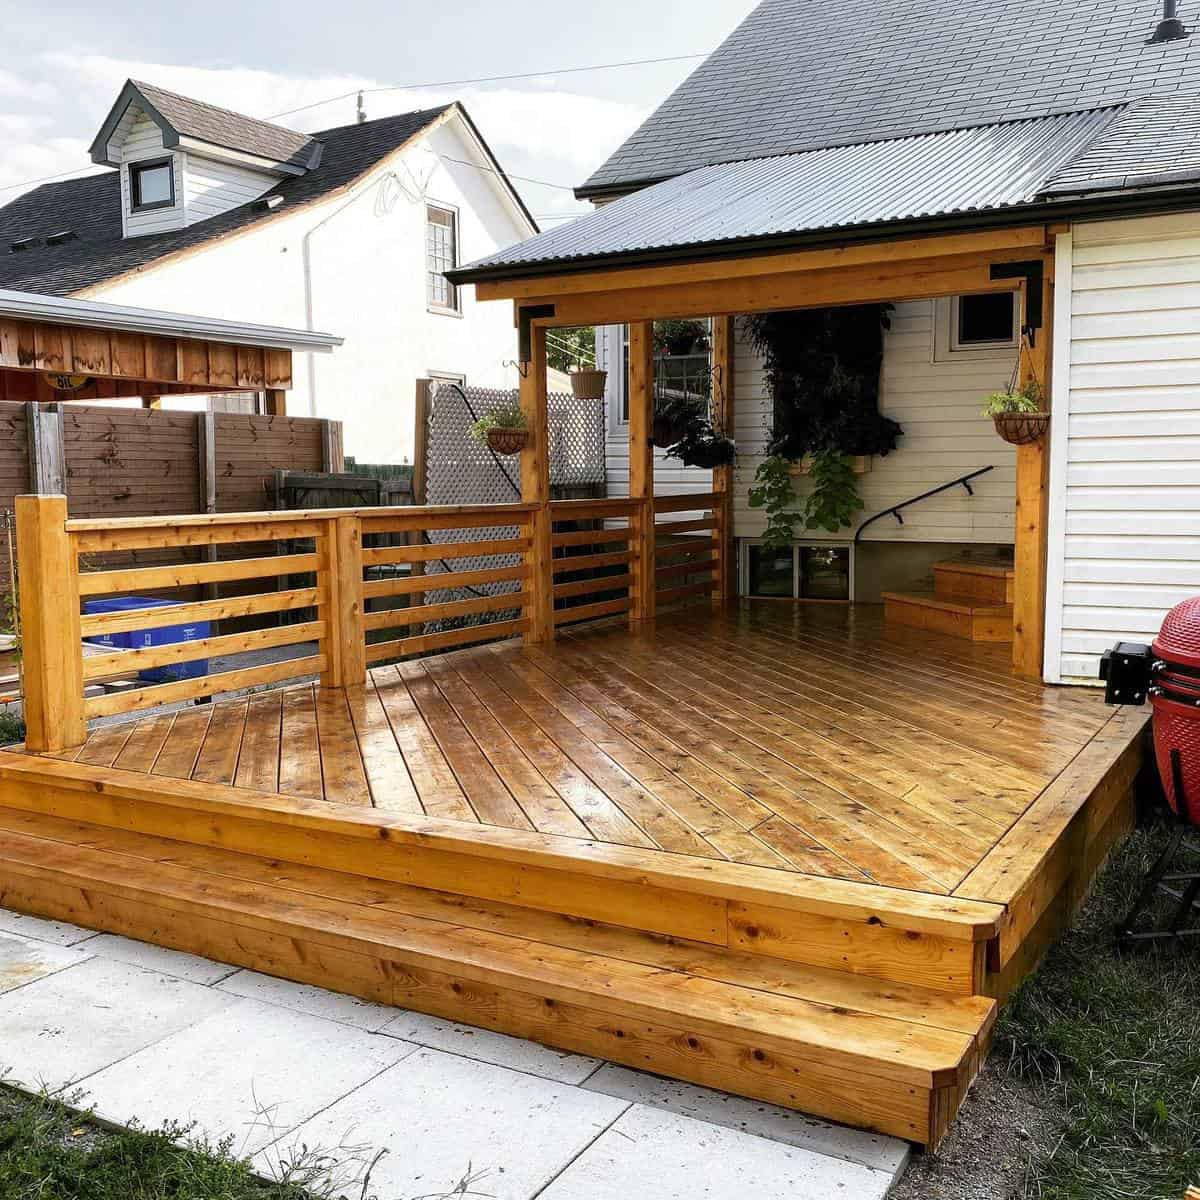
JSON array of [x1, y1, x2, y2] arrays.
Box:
[[0, 605, 1143, 1148]]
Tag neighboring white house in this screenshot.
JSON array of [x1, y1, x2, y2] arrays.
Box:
[[0, 80, 537, 463]]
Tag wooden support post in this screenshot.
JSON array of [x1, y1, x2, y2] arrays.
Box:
[[628, 320, 656, 624], [519, 323, 554, 643], [15, 494, 85, 753], [197, 411, 219, 601], [321, 420, 344, 473], [319, 515, 367, 689], [264, 388, 287, 416], [711, 315, 737, 605], [26, 404, 65, 495], [1013, 266, 1053, 680]]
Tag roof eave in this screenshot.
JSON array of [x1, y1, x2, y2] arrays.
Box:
[[449, 183, 1200, 288]]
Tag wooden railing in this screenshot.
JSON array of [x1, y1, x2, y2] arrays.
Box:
[[14, 490, 732, 753]]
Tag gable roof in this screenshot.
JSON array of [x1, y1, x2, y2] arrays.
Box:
[[0, 105, 459, 297], [456, 108, 1130, 282], [580, 0, 1200, 198], [91, 80, 322, 173]]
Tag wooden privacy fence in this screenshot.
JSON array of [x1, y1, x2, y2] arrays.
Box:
[[15, 489, 731, 753]]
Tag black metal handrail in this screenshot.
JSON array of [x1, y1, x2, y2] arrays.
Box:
[[853, 466, 995, 545]]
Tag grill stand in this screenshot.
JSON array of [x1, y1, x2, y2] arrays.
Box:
[[1118, 749, 1200, 945]]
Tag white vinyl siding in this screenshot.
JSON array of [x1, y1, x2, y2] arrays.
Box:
[[731, 300, 1018, 544], [1046, 213, 1200, 685], [599, 324, 715, 498], [183, 155, 274, 224], [118, 109, 185, 239]]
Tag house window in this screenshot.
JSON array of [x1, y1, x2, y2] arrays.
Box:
[[426, 205, 460, 313], [953, 293, 1018, 349], [129, 158, 174, 212]]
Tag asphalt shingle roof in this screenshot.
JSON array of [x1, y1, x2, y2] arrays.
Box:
[[0, 106, 451, 296], [455, 108, 1122, 280], [130, 81, 321, 170], [580, 0, 1200, 196]]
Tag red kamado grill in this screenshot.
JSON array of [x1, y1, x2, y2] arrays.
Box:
[[1100, 598, 1200, 944]]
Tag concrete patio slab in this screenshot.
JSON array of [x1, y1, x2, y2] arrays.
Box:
[[83, 998, 417, 1155], [80, 934, 238, 986], [0, 957, 231, 1093], [0, 909, 98, 947], [583, 1064, 911, 1174], [257, 1047, 627, 1200], [538, 1103, 896, 1200], [379, 1009, 602, 1085], [215, 968, 395, 1032], [0, 932, 92, 995]]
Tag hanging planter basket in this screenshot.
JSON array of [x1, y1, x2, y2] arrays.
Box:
[[652, 415, 689, 448], [992, 411, 1050, 446], [485, 427, 530, 456], [569, 368, 608, 400]]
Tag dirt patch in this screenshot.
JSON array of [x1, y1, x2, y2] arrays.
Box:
[[889, 1060, 1061, 1200]]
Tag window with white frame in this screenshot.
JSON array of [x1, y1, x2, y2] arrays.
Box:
[[426, 205, 459, 313], [951, 293, 1018, 350]]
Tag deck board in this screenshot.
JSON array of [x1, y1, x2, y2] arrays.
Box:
[[63, 606, 1115, 895]]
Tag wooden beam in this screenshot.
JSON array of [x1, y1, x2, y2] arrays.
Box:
[[15, 494, 85, 753], [475, 226, 1052, 302], [519, 324, 554, 644], [1012, 263, 1053, 680], [628, 320, 656, 625], [26, 405, 64, 495], [711, 315, 736, 605], [531, 253, 1032, 328]]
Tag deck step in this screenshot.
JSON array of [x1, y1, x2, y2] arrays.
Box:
[[932, 558, 1015, 606], [882, 590, 1013, 643], [0, 807, 994, 1147]]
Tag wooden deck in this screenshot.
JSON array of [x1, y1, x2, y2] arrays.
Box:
[[0, 604, 1148, 1148]]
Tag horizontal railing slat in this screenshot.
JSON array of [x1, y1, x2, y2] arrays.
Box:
[[78, 587, 323, 638], [364, 538, 529, 567], [552, 528, 633, 549], [363, 564, 527, 600], [365, 618, 528, 664], [84, 654, 327, 719], [552, 550, 633, 576], [77, 552, 318, 597], [82, 621, 325, 682], [653, 518, 718, 536], [553, 572, 632, 599], [554, 597, 632, 626], [364, 591, 526, 631], [72, 520, 320, 554], [655, 557, 719, 582], [653, 492, 719, 514]]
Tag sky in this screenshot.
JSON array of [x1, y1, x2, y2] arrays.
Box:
[[0, 0, 759, 223]]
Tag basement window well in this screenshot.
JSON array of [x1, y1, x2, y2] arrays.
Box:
[[743, 543, 852, 602]]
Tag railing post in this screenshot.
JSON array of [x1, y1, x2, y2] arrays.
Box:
[[519, 321, 555, 643], [320, 513, 367, 688], [712, 316, 737, 605], [628, 321, 656, 624], [15, 494, 85, 752]]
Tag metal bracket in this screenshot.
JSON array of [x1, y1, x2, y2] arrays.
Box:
[[989, 260, 1045, 345], [517, 304, 556, 365], [962, 479, 975, 497]]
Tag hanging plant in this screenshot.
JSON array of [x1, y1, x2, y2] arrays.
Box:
[[984, 341, 1049, 445], [469, 402, 529, 455], [665, 418, 735, 469], [743, 305, 900, 535]]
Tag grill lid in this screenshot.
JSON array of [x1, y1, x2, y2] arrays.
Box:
[[1153, 596, 1200, 670]]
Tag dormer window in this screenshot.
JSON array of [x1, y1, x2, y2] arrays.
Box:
[[130, 158, 174, 212]]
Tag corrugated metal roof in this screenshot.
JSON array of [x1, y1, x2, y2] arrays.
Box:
[[456, 108, 1120, 280], [1042, 93, 1200, 194]]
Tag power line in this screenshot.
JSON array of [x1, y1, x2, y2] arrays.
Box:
[[264, 51, 710, 121], [0, 165, 102, 195]]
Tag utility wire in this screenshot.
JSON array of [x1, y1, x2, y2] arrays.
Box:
[[264, 52, 710, 120]]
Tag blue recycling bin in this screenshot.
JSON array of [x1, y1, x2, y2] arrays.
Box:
[[82, 596, 210, 683]]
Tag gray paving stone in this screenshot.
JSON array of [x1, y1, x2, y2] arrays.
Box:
[[539, 1103, 896, 1200], [379, 1009, 601, 1084], [84, 934, 237, 986], [582, 1064, 910, 1174], [0, 957, 232, 1093], [84, 998, 416, 1155], [257, 1047, 627, 1200], [214, 970, 396, 1032], [0, 933, 93, 995], [0, 908, 99, 947]]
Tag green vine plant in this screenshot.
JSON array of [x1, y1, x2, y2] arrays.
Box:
[[747, 455, 800, 549]]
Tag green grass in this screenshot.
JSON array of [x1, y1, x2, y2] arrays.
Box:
[[997, 822, 1200, 1200], [0, 1087, 334, 1200]]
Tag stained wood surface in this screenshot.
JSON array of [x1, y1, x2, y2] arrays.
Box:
[[55, 605, 1113, 895]]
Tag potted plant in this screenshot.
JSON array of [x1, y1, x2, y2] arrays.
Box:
[[654, 318, 708, 357], [984, 380, 1048, 445], [664, 419, 735, 469], [652, 391, 705, 447], [568, 364, 608, 400], [470, 402, 529, 455]]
